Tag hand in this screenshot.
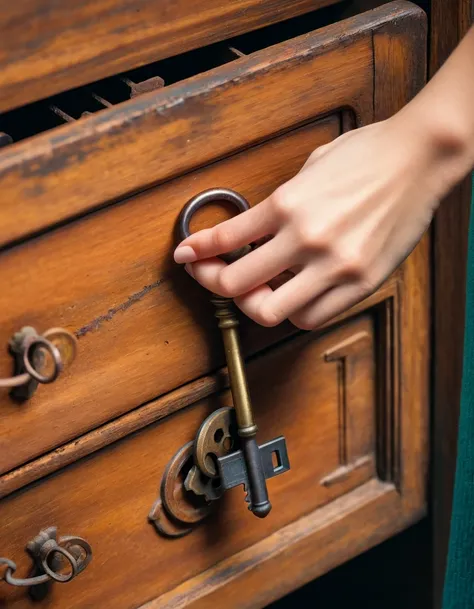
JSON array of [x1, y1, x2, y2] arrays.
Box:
[[173, 116, 454, 330]]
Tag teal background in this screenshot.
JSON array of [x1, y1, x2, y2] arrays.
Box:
[[442, 176, 474, 608]]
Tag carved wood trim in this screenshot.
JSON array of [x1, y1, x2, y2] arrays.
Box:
[[319, 282, 401, 490]]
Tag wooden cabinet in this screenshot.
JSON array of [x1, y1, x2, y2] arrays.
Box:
[[0, 1, 445, 607]]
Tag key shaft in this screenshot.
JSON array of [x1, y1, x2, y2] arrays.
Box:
[[212, 294, 271, 518]]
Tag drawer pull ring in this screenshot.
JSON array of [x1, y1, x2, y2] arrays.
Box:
[[0, 326, 77, 401], [0, 527, 91, 588]]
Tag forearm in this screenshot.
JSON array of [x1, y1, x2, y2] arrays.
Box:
[[394, 26, 474, 198]]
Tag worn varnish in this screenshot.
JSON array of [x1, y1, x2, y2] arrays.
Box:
[[0, 0, 343, 114], [0, 2, 426, 248], [0, 118, 340, 475], [0, 2, 432, 607], [0, 316, 382, 609]]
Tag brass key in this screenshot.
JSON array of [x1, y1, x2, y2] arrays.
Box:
[[178, 188, 290, 518]]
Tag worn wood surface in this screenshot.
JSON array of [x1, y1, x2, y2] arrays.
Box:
[[0, 316, 379, 609], [431, 0, 473, 605], [0, 0, 343, 114], [0, 118, 340, 475], [0, 2, 426, 249], [142, 482, 424, 609], [0, 280, 399, 500]]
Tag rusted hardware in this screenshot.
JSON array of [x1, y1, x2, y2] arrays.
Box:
[[0, 326, 77, 402], [0, 132, 12, 147], [120, 76, 165, 98], [194, 407, 237, 478], [228, 46, 246, 58], [184, 465, 223, 502], [148, 498, 193, 539], [0, 527, 91, 588], [149, 442, 214, 538], [178, 189, 290, 519], [49, 105, 75, 123]]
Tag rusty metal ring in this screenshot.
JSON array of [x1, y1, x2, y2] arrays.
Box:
[[194, 407, 237, 478], [58, 536, 92, 574], [23, 336, 63, 384], [161, 442, 212, 525], [41, 545, 78, 583], [178, 188, 250, 241], [0, 557, 17, 581]]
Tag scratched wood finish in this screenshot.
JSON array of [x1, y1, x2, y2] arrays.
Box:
[[0, 278, 400, 500], [0, 118, 341, 475], [0, 316, 380, 609], [0, 0, 344, 114], [0, 2, 425, 249]]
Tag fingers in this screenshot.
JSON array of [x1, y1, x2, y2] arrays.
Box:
[[289, 282, 366, 330], [174, 198, 276, 263], [214, 235, 297, 297], [184, 228, 297, 298], [247, 266, 332, 326]]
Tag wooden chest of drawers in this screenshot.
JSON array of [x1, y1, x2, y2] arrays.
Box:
[[0, 1, 436, 607]]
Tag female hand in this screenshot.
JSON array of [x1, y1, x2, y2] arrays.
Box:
[[173, 112, 465, 330]]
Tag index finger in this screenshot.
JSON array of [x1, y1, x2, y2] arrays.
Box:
[[173, 198, 276, 264]]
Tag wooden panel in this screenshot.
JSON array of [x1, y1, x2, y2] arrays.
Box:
[[0, 2, 427, 249], [0, 0, 343, 114], [431, 0, 473, 605], [0, 117, 340, 475], [0, 316, 385, 609]]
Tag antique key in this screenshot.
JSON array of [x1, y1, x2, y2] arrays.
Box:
[[178, 188, 290, 518]]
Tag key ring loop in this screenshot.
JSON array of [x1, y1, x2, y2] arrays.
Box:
[[41, 545, 78, 583], [23, 336, 63, 384], [178, 188, 250, 241]]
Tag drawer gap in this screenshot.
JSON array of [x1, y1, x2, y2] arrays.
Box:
[[0, 1, 351, 146]]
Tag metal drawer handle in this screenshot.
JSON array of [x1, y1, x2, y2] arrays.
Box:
[[0, 326, 77, 401], [0, 527, 92, 588]]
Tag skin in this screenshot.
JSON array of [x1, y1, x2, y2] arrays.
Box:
[[174, 26, 474, 331]]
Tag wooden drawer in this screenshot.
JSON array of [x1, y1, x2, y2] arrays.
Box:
[[0, 2, 427, 475], [0, 0, 343, 114], [0, 311, 427, 609]]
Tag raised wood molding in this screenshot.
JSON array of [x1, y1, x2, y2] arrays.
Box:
[[322, 331, 374, 486]]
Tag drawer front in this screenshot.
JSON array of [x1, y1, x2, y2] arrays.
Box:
[[0, 118, 339, 474], [0, 1, 425, 248], [0, 314, 412, 609], [0, 0, 342, 113], [0, 2, 427, 473]]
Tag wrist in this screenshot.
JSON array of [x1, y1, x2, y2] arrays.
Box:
[[392, 100, 473, 200]]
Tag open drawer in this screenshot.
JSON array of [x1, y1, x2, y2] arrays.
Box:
[[0, 2, 428, 475], [0, 0, 345, 113]]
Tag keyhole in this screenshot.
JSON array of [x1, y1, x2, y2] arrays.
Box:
[[214, 428, 224, 443]]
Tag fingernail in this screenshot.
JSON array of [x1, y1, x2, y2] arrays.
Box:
[[185, 263, 194, 278], [174, 246, 197, 264]]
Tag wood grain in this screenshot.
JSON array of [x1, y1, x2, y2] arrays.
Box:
[[0, 2, 426, 249], [431, 0, 473, 604], [0, 118, 340, 475], [0, 0, 342, 114], [0, 279, 399, 500], [142, 481, 423, 609], [0, 317, 379, 609]]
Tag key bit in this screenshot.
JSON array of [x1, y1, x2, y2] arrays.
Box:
[[178, 188, 291, 518], [217, 437, 290, 499], [184, 465, 223, 502]]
